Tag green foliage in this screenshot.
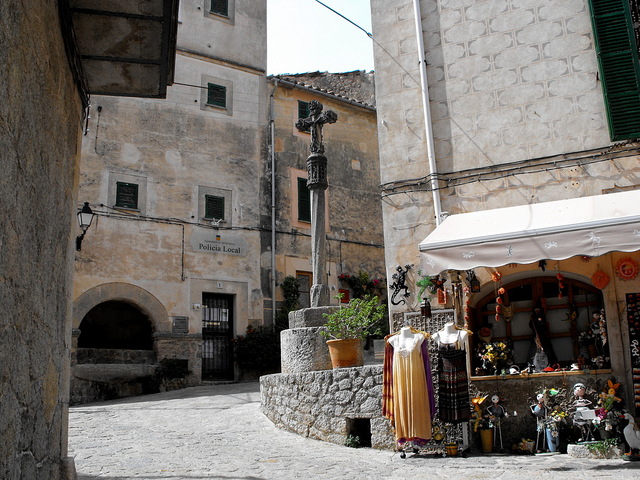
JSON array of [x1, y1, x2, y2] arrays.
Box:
[[281, 275, 300, 312], [156, 358, 190, 380], [338, 272, 384, 299], [235, 324, 281, 373], [321, 294, 386, 341], [585, 438, 620, 457], [345, 434, 362, 448]]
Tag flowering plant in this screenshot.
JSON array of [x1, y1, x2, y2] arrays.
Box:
[[479, 341, 510, 373], [593, 379, 624, 432], [338, 272, 384, 299]]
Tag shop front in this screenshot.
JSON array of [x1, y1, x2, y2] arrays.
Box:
[[418, 190, 640, 448]]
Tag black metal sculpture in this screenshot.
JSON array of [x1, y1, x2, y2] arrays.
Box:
[[390, 264, 412, 306]]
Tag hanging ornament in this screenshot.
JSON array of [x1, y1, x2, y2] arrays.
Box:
[[556, 273, 565, 299], [591, 267, 610, 289], [615, 257, 639, 281], [437, 288, 447, 305], [580, 256, 591, 263]]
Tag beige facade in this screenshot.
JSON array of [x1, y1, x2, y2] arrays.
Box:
[[371, 0, 640, 412], [71, 3, 385, 398]]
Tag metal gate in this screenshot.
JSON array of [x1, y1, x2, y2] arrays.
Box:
[[202, 293, 234, 380]]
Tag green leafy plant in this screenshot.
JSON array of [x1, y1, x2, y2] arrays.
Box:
[[345, 434, 362, 448], [586, 438, 620, 457], [320, 294, 385, 340]]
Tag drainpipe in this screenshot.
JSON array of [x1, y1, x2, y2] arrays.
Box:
[[412, 0, 443, 225], [269, 79, 278, 329]]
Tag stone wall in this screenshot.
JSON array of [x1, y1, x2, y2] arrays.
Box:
[[0, 1, 83, 478], [260, 366, 395, 449]]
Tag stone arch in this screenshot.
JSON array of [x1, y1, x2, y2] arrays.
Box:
[[78, 301, 154, 349], [73, 282, 169, 334]]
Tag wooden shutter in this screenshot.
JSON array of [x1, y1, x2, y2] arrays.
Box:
[[115, 182, 138, 209], [210, 0, 229, 17], [207, 83, 227, 108], [588, 0, 640, 140], [297, 177, 311, 222], [205, 195, 225, 220], [298, 101, 310, 132]]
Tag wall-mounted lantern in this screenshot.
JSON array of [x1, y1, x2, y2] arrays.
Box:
[[76, 202, 95, 251]]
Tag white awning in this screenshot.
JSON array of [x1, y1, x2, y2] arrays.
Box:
[[419, 189, 640, 275]]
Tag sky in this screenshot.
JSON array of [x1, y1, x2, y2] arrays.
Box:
[[267, 0, 375, 75]]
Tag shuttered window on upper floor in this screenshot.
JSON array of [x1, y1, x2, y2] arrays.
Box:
[[205, 195, 225, 220], [207, 83, 227, 109], [297, 100, 310, 133], [588, 0, 640, 140], [210, 0, 229, 17]]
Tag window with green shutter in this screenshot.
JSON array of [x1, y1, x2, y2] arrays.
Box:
[[297, 177, 311, 223], [588, 0, 640, 140], [298, 100, 310, 132], [205, 195, 225, 220], [115, 182, 139, 209], [207, 83, 227, 108], [210, 0, 229, 17]]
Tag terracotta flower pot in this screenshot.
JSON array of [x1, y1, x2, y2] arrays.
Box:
[[326, 339, 363, 368]]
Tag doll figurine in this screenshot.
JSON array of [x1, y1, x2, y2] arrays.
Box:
[[486, 395, 508, 450]]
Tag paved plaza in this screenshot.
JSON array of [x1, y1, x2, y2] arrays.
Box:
[[68, 382, 640, 480]]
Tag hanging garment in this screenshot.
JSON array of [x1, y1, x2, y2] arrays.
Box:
[[382, 328, 435, 446], [438, 333, 471, 423]]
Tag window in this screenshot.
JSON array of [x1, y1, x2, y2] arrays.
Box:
[[207, 83, 226, 108], [298, 100, 310, 132], [200, 75, 233, 115], [205, 195, 225, 220], [210, 0, 229, 17], [588, 0, 640, 140], [471, 276, 606, 376], [297, 177, 311, 223], [296, 271, 312, 309], [198, 186, 232, 224], [115, 182, 139, 209]]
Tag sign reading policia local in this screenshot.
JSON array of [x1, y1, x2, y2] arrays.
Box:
[[190, 230, 247, 256]]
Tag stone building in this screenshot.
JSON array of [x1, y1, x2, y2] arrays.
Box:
[[370, 0, 640, 427], [71, 4, 385, 401], [0, 1, 178, 478]]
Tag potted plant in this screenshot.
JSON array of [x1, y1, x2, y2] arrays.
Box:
[[320, 294, 385, 368]]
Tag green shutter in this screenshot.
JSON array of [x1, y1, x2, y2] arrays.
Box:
[[297, 177, 311, 223], [210, 0, 229, 17], [207, 83, 227, 108], [588, 0, 640, 140], [298, 101, 310, 133], [205, 195, 225, 220], [115, 182, 138, 209]]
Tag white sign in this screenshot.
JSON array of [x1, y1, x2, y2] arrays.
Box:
[[190, 231, 247, 256]]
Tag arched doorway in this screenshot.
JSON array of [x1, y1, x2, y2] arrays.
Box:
[[472, 275, 606, 375], [78, 300, 153, 350]]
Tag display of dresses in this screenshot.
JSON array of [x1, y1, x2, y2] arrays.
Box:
[[435, 325, 471, 423], [382, 327, 435, 447]]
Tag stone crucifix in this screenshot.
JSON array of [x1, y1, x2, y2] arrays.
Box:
[[296, 100, 338, 307]]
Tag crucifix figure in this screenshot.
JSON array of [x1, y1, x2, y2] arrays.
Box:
[[296, 100, 338, 307], [296, 100, 338, 155]]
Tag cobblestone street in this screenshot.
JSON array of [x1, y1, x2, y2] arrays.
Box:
[[68, 383, 640, 480]]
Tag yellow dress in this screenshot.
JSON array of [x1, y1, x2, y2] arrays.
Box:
[[385, 331, 433, 445]]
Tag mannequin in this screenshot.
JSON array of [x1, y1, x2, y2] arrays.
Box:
[[434, 322, 471, 423], [382, 326, 435, 451]]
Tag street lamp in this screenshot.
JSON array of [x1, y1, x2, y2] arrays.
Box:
[[76, 202, 95, 251]]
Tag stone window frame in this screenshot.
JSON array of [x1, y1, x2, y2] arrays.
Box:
[[107, 172, 147, 215], [200, 75, 233, 116], [205, 0, 235, 25], [198, 185, 232, 225]]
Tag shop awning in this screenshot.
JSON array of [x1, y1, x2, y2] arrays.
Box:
[[419, 189, 640, 274]]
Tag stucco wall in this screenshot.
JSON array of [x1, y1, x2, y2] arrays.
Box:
[[0, 1, 82, 478]]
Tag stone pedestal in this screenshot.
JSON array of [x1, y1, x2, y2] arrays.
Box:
[[280, 306, 338, 373]]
